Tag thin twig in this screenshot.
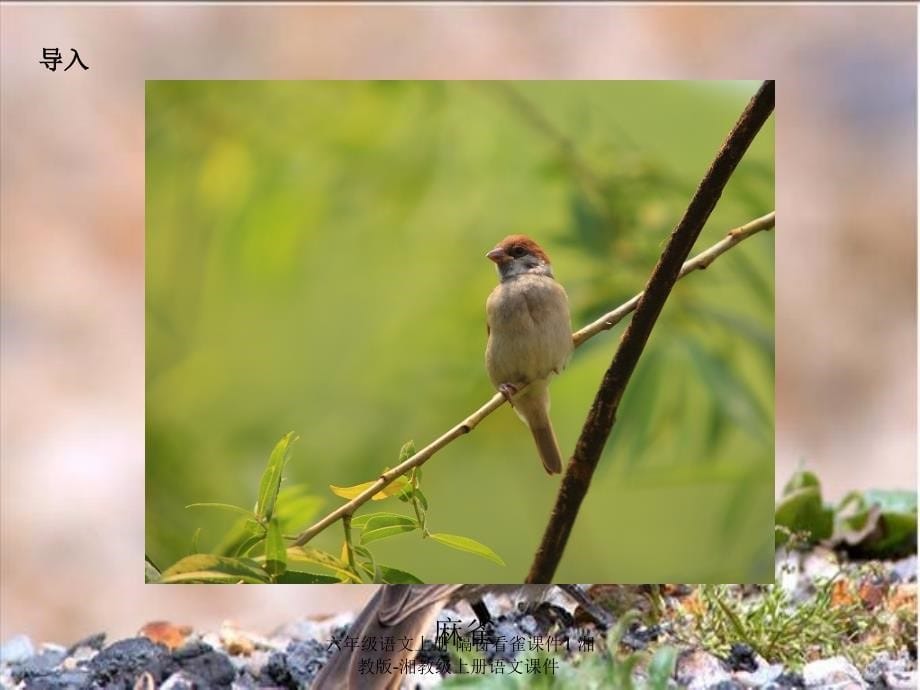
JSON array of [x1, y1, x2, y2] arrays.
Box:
[[289, 210, 774, 548], [525, 80, 775, 583], [573, 211, 775, 347]]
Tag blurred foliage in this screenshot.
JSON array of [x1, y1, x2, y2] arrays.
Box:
[[776, 470, 917, 558], [146, 81, 774, 582]]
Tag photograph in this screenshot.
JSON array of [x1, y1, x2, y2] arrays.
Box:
[[144, 80, 775, 586]]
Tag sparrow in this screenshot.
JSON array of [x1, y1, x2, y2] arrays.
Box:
[[310, 584, 611, 690], [485, 235, 573, 474]]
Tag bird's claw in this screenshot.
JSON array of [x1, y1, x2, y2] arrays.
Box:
[[498, 383, 518, 405]]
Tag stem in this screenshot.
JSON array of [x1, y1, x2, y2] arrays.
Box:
[[526, 80, 775, 583]]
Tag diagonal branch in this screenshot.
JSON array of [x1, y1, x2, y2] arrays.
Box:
[[525, 79, 775, 584], [289, 208, 774, 549]]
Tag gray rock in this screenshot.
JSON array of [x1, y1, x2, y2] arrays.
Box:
[[66, 633, 105, 656], [261, 639, 328, 688], [517, 615, 539, 637], [676, 649, 732, 690], [10, 648, 66, 683], [734, 662, 785, 687], [18, 669, 91, 689], [89, 637, 177, 687], [172, 641, 236, 688], [883, 670, 917, 689], [230, 675, 265, 690], [802, 656, 866, 689], [863, 651, 913, 685], [1, 635, 35, 665], [160, 670, 199, 690], [890, 555, 917, 583]]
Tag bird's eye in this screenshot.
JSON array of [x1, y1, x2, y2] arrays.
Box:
[[510, 246, 526, 258]]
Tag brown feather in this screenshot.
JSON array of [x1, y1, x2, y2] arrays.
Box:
[[496, 234, 551, 263]]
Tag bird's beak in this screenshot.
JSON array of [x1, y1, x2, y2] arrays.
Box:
[[486, 248, 508, 264]]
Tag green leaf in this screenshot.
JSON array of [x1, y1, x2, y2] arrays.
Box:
[[378, 565, 424, 584], [286, 546, 361, 582], [351, 512, 412, 530], [866, 512, 918, 558], [398, 440, 416, 463], [646, 646, 678, 689], [256, 432, 298, 522], [428, 533, 505, 566], [775, 485, 833, 547], [363, 514, 418, 531], [362, 523, 418, 544], [330, 475, 409, 501], [782, 470, 820, 496], [235, 529, 267, 557], [186, 502, 260, 521], [357, 513, 419, 545], [274, 571, 342, 584], [159, 555, 270, 584], [413, 488, 429, 512], [213, 518, 267, 558], [264, 518, 287, 577], [350, 544, 377, 582], [833, 488, 918, 558]]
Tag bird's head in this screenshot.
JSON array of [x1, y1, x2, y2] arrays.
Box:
[[486, 235, 554, 281]]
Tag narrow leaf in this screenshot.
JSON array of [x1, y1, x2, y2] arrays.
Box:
[[256, 432, 298, 522], [351, 544, 377, 583], [274, 571, 341, 584], [159, 555, 270, 584], [186, 502, 260, 521], [362, 524, 418, 544], [428, 533, 505, 566], [351, 511, 412, 529], [264, 518, 287, 577], [378, 565, 424, 585], [330, 475, 409, 501], [363, 514, 418, 531], [287, 546, 361, 583]]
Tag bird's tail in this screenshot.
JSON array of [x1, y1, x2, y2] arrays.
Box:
[[513, 382, 564, 475], [529, 422, 563, 475]]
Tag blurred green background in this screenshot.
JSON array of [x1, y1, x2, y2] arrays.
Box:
[[146, 80, 774, 583]]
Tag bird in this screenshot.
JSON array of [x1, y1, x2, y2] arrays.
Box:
[[310, 584, 611, 689], [485, 235, 573, 474]]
